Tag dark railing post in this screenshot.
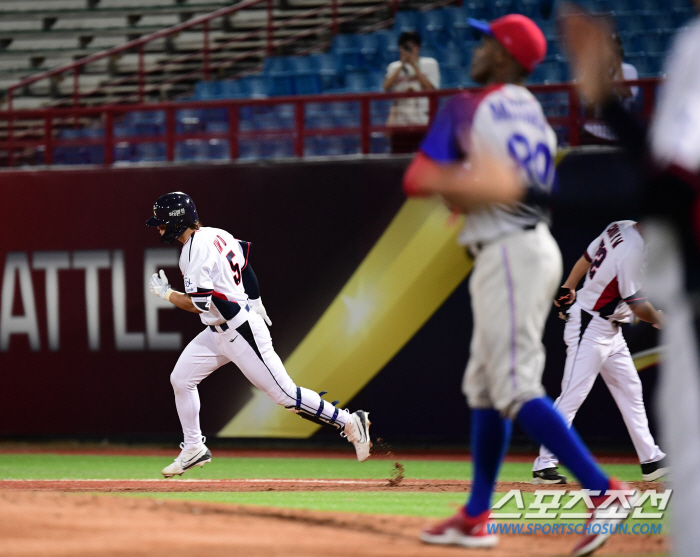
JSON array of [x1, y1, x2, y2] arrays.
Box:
[[138, 45, 145, 103], [294, 100, 305, 157], [104, 110, 114, 165], [266, 0, 274, 56], [228, 103, 239, 160], [166, 105, 176, 161], [568, 85, 581, 147], [44, 116, 53, 165], [7, 112, 14, 167], [428, 92, 439, 124], [360, 97, 370, 154], [643, 81, 655, 123], [203, 20, 210, 80], [332, 0, 338, 36], [73, 67, 80, 106]]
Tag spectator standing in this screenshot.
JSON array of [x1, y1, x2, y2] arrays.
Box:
[[383, 32, 440, 153]]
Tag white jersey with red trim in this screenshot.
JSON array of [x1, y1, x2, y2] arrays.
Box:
[[179, 226, 250, 326], [576, 220, 645, 323], [420, 83, 557, 246]]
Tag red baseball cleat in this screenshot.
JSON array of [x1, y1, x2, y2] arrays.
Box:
[[420, 508, 498, 548], [572, 478, 637, 557]]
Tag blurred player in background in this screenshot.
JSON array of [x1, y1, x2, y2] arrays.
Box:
[[146, 192, 371, 477], [533, 220, 667, 484], [403, 14, 629, 556], [559, 4, 700, 556]]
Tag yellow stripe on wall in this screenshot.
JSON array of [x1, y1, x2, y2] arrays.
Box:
[[218, 197, 472, 438]]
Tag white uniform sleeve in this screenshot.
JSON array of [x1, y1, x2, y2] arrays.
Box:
[[617, 242, 645, 302], [650, 21, 700, 172], [584, 232, 604, 262], [183, 239, 215, 313]]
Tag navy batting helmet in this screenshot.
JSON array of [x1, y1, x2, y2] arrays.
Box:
[[146, 192, 199, 244]]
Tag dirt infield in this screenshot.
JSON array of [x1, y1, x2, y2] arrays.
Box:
[[1, 490, 667, 557], [0, 478, 663, 493]]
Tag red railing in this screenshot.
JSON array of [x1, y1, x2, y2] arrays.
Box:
[[0, 79, 659, 167], [5, 0, 422, 112]]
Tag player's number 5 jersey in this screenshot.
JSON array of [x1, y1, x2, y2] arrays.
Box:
[[577, 220, 646, 323], [179, 226, 251, 326]]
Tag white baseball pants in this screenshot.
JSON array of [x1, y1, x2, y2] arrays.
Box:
[[534, 303, 664, 470], [170, 311, 351, 448], [463, 223, 562, 419], [646, 221, 700, 557]]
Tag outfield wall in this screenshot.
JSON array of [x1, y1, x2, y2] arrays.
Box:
[[0, 152, 661, 445]]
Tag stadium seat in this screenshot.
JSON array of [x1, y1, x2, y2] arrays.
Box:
[[267, 74, 295, 97], [345, 71, 370, 92], [393, 11, 420, 33], [294, 73, 322, 95]]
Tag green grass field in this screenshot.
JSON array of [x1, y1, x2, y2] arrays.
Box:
[[0, 453, 669, 527]]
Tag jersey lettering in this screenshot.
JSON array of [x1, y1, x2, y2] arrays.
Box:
[[226, 251, 241, 285], [589, 240, 608, 279], [507, 133, 553, 189], [214, 239, 223, 254], [606, 224, 624, 248]]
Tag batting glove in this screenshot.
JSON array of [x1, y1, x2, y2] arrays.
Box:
[[249, 297, 272, 326], [150, 269, 171, 299]]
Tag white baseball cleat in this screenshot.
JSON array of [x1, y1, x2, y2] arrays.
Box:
[[343, 410, 371, 462], [162, 442, 212, 478]]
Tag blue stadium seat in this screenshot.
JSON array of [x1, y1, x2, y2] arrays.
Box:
[[367, 71, 385, 91], [393, 11, 420, 33], [308, 52, 343, 89], [242, 75, 268, 98], [288, 56, 315, 73], [207, 139, 230, 160], [441, 67, 461, 88], [194, 81, 221, 100], [489, 0, 515, 18], [440, 42, 463, 69], [239, 139, 263, 160], [370, 133, 390, 154], [332, 34, 364, 71], [370, 99, 392, 125], [294, 73, 322, 95], [176, 109, 203, 133], [357, 33, 381, 68], [419, 9, 448, 47], [267, 74, 294, 96], [263, 56, 293, 75], [220, 79, 247, 99], [262, 137, 295, 159], [344, 71, 370, 92], [175, 140, 207, 162], [133, 143, 166, 163]]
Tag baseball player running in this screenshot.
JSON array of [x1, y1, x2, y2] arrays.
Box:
[[403, 15, 629, 556], [146, 192, 371, 477], [533, 221, 667, 484]]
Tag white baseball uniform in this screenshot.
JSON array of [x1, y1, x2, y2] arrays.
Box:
[[645, 16, 700, 557], [170, 226, 352, 448], [420, 84, 562, 419], [534, 221, 665, 471]]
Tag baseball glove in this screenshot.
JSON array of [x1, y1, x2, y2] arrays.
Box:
[[554, 286, 574, 321]]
